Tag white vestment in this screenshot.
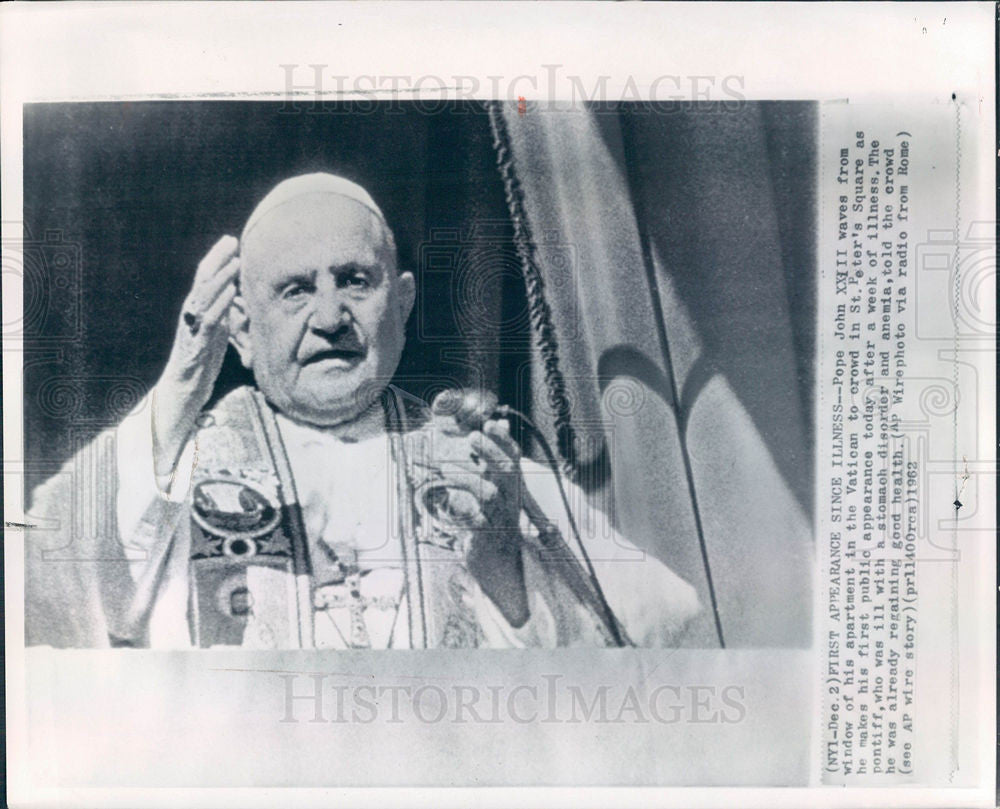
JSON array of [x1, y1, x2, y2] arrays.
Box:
[[26, 385, 701, 649]]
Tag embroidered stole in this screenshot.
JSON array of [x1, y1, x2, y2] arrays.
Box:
[[187, 385, 483, 649], [186, 385, 618, 649]]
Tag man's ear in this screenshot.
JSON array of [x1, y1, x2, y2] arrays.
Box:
[[227, 293, 253, 369], [397, 270, 416, 323]]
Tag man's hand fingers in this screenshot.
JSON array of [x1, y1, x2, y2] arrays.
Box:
[[185, 256, 240, 316], [193, 235, 239, 287], [191, 256, 240, 309], [424, 474, 498, 503], [483, 418, 520, 460], [470, 429, 519, 472], [201, 280, 237, 328], [429, 412, 467, 437], [441, 489, 488, 528]]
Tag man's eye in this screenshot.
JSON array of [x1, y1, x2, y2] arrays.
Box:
[[282, 283, 313, 300], [341, 272, 371, 290]]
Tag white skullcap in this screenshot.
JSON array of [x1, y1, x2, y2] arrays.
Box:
[[242, 172, 387, 242]]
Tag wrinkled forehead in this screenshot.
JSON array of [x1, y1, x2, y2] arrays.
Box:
[[240, 193, 395, 289]]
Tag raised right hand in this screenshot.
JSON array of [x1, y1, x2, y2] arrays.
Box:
[[152, 235, 240, 481]]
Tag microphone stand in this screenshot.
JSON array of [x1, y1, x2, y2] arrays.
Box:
[[510, 412, 630, 648]]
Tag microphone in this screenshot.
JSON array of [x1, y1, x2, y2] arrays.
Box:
[[425, 387, 629, 647], [429, 388, 511, 432]]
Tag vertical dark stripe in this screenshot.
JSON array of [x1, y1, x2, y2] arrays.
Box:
[[618, 107, 726, 649], [486, 101, 579, 480]]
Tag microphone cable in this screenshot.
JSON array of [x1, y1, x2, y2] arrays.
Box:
[[495, 405, 629, 648]]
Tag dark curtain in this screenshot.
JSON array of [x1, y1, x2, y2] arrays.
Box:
[[497, 101, 815, 647]]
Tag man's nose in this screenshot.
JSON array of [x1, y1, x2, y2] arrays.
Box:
[[308, 282, 352, 333]]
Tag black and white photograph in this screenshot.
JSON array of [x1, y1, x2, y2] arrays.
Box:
[[3, 3, 994, 806], [22, 99, 816, 652]]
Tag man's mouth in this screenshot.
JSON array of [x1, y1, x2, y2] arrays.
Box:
[[302, 346, 366, 367]]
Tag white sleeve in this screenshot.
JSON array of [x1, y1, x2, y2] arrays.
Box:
[[519, 458, 701, 647], [114, 390, 195, 556]]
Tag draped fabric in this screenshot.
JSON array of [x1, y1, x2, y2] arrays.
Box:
[[493, 102, 815, 647]]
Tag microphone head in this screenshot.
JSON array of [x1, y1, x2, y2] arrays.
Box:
[[430, 388, 499, 431]]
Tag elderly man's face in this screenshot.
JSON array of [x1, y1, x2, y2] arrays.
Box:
[[234, 194, 415, 426]]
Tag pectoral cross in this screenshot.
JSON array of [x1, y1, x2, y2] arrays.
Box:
[[346, 572, 372, 649]]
